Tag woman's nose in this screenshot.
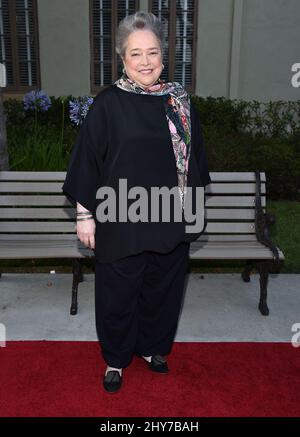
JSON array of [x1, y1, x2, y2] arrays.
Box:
[[140, 54, 150, 65]]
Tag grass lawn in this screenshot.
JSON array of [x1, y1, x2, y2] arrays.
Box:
[[267, 200, 300, 273], [1, 200, 299, 274]]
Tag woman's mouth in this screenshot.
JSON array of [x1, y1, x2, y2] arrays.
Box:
[[139, 69, 153, 74]]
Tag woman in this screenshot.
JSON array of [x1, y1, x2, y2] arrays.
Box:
[[62, 12, 211, 393]]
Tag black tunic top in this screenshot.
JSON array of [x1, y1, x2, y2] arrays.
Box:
[[62, 84, 211, 263]]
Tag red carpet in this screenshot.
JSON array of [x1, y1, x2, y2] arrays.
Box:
[[0, 341, 299, 417]]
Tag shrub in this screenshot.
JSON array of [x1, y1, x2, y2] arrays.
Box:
[[4, 94, 300, 199]]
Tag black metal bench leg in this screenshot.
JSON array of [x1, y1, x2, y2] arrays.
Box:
[[241, 260, 253, 282], [257, 261, 270, 316], [70, 258, 83, 315]]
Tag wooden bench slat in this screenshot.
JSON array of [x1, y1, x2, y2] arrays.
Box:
[[207, 209, 256, 220], [1, 208, 76, 219], [0, 240, 283, 260], [207, 172, 266, 182], [205, 223, 255, 233], [205, 183, 265, 194], [0, 245, 93, 259], [205, 196, 266, 207], [198, 234, 258, 241], [0, 182, 64, 192], [189, 246, 284, 259], [0, 234, 77, 242], [0, 171, 66, 181], [193, 241, 263, 247], [0, 237, 283, 260], [0, 233, 259, 242], [0, 195, 266, 208], [0, 171, 266, 182], [0, 181, 265, 194], [0, 195, 73, 206], [0, 222, 256, 233], [0, 239, 79, 247], [0, 207, 259, 220], [0, 222, 76, 232], [190, 241, 284, 258]]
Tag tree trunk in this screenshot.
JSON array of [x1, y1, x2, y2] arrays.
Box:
[[0, 86, 10, 170]]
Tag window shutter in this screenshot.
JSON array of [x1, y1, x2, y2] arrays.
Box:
[[15, 0, 38, 86], [91, 0, 139, 91], [0, 0, 40, 92], [150, 0, 169, 83], [92, 0, 113, 87], [150, 0, 197, 92], [116, 0, 139, 78], [0, 0, 13, 86]]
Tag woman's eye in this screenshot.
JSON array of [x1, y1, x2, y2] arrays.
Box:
[[132, 52, 158, 56]]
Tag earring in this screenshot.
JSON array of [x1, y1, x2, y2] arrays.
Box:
[[122, 67, 126, 74]]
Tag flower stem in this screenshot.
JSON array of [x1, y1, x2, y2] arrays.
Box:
[[61, 99, 65, 149], [34, 107, 38, 146]]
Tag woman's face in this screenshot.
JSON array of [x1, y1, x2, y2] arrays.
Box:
[[122, 30, 163, 88]]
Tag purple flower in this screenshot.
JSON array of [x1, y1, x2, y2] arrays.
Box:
[[69, 96, 94, 125], [23, 90, 51, 112]]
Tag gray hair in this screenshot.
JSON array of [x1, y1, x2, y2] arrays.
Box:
[[115, 12, 166, 60]]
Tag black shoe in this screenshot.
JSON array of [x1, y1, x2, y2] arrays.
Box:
[[103, 370, 122, 393], [148, 355, 169, 374]]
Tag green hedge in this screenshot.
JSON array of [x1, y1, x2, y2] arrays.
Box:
[[4, 95, 300, 200], [192, 96, 300, 200]]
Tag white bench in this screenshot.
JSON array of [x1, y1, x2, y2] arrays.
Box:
[[0, 171, 284, 316]]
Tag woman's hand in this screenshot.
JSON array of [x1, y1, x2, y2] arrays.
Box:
[[76, 218, 96, 249], [76, 202, 95, 249]]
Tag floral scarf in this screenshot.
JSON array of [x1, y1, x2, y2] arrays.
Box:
[[114, 72, 191, 209]]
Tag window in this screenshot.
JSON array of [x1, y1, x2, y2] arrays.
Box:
[[149, 0, 198, 93], [90, 0, 140, 92], [0, 0, 40, 93]]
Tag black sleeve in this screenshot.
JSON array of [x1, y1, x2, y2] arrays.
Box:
[[190, 101, 211, 187], [62, 93, 108, 213]]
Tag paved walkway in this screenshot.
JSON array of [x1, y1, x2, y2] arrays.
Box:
[[1, 272, 299, 343]]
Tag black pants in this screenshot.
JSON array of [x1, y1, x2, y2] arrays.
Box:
[[95, 242, 190, 368]]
